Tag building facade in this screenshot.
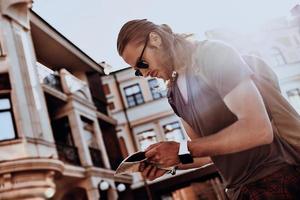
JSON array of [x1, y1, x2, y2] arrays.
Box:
[[0, 1, 131, 199]]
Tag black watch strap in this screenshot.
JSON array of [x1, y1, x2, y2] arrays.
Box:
[[178, 153, 194, 164]]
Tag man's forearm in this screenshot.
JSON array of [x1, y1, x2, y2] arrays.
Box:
[[188, 118, 272, 158]]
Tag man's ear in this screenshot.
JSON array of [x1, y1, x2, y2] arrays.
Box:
[[149, 32, 162, 48]]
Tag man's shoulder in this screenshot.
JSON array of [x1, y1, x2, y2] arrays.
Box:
[[198, 39, 234, 50], [196, 39, 237, 60]]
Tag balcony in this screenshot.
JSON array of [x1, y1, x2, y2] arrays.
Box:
[[56, 143, 81, 166], [89, 147, 105, 168], [37, 62, 63, 92]]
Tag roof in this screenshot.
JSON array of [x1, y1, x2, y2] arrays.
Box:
[[30, 10, 105, 74]]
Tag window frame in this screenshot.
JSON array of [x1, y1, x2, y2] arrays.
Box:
[[81, 116, 98, 149], [163, 121, 185, 142], [0, 94, 18, 141], [148, 78, 165, 100], [136, 129, 157, 151], [123, 83, 144, 108]]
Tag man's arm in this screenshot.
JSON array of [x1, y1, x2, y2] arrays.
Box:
[[145, 78, 273, 168], [178, 119, 212, 170], [188, 78, 273, 157], [139, 119, 212, 181]]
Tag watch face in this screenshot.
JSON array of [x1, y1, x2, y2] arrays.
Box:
[[179, 154, 194, 164]]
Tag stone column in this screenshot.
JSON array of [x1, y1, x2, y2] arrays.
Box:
[[0, 166, 58, 200], [68, 108, 93, 167], [0, 0, 56, 157], [94, 120, 112, 169]]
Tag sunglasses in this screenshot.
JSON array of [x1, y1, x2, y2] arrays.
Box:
[[134, 36, 149, 77]]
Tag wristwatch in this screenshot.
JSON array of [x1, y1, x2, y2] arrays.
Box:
[[178, 140, 194, 164]]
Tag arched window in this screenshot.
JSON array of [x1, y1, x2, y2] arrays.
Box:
[[269, 47, 286, 66], [136, 129, 157, 151]]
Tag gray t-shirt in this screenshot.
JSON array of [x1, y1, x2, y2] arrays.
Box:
[[167, 40, 300, 199]]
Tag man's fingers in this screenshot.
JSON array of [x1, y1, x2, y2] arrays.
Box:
[[150, 168, 167, 181], [155, 169, 167, 178], [142, 165, 152, 178], [139, 162, 146, 171], [145, 148, 157, 159], [148, 166, 158, 180], [145, 142, 161, 152]]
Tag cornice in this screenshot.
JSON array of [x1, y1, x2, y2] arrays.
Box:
[[0, 0, 32, 29], [0, 158, 64, 174]]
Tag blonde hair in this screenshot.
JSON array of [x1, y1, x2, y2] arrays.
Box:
[[117, 19, 198, 76]]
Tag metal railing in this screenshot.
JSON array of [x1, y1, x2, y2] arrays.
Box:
[[89, 147, 105, 168], [43, 73, 63, 92], [56, 143, 81, 166], [37, 63, 63, 92]]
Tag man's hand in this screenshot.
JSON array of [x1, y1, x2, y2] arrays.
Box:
[[145, 141, 181, 168], [139, 162, 167, 181]]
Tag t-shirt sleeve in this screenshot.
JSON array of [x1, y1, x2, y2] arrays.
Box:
[[199, 40, 253, 98]]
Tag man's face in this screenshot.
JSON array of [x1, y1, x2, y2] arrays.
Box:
[[121, 34, 173, 81]]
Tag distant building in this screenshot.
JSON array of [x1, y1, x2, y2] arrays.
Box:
[[205, 4, 300, 113], [0, 1, 131, 199]]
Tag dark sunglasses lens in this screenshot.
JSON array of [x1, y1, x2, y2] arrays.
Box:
[[135, 69, 143, 77], [136, 60, 149, 69]]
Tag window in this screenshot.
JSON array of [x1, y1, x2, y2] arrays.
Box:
[[108, 102, 115, 110], [287, 88, 300, 114], [52, 116, 74, 146], [103, 84, 110, 95], [81, 116, 98, 148], [0, 73, 11, 90], [124, 84, 144, 107], [148, 79, 166, 100], [0, 96, 17, 141], [52, 116, 81, 166], [137, 129, 157, 151], [163, 122, 185, 142], [269, 47, 286, 66]]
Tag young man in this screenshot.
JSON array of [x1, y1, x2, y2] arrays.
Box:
[[117, 19, 300, 199]]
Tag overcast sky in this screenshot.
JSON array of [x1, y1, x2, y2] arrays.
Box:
[[32, 0, 299, 71]]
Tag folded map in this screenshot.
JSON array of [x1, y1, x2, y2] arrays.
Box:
[[115, 151, 173, 175]]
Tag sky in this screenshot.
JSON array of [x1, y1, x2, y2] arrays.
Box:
[[32, 0, 299, 71]]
